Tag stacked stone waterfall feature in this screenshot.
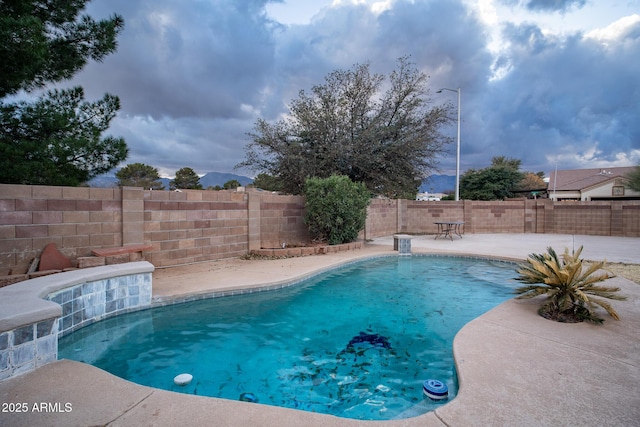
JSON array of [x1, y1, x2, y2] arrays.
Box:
[[393, 234, 412, 255]]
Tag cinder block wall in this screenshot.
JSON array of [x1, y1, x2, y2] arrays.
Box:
[[143, 189, 249, 268], [363, 199, 398, 239], [362, 199, 640, 238], [0, 184, 309, 273], [620, 203, 640, 236], [1, 182, 638, 273], [404, 201, 464, 234], [543, 200, 640, 236], [0, 184, 123, 273], [259, 193, 308, 248], [549, 203, 611, 235], [463, 200, 526, 233]]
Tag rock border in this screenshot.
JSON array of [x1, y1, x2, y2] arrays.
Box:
[[250, 242, 363, 258]]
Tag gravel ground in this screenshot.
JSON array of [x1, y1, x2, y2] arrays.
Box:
[[608, 263, 640, 284]]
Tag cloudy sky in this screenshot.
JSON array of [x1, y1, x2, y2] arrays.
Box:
[[70, 0, 639, 179]]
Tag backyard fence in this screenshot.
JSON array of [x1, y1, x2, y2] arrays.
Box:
[[1, 183, 638, 273]]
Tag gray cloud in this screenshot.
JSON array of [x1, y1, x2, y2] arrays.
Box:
[[500, 0, 587, 13], [67, 0, 638, 178], [78, 0, 278, 120], [474, 18, 640, 172]]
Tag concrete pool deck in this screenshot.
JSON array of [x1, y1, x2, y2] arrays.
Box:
[[1, 233, 639, 426]]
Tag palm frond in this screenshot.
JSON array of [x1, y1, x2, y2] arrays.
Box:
[[575, 271, 612, 288], [548, 246, 562, 265], [574, 289, 590, 304], [582, 285, 627, 300], [588, 297, 622, 321], [514, 285, 551, 299]]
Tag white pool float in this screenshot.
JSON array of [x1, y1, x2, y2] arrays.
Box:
[[174, 373, 193, 386]]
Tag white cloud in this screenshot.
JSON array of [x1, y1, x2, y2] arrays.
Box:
[[371, 0, 395, 14], [549, 146, 639, 170], [586, 14, 640, 42]]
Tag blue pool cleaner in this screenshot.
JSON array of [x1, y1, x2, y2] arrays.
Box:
[[423, 379, 448, 401], [239, 392, 258, 403]]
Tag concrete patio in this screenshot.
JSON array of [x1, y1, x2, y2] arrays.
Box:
[[1, 234, 639, 426]]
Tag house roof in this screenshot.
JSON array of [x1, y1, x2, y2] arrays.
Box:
[[548, 167, 636, 191]]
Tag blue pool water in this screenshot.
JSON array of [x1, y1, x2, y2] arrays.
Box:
[[59, 255, 517, 420]]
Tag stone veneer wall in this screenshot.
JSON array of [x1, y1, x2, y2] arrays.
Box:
[[46, 273, 151, 337], [0, 318, 57, 381], [0, 263, 153, 380]]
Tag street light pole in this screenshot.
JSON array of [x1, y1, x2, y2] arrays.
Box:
[[436, 87, 461, 201]]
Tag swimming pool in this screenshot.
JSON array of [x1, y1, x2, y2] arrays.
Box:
[[59, 255, 517, 420]]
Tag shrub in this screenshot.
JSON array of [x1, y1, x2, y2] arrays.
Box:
[[514, 246, 626, 324], [304, 175, 370, 245]]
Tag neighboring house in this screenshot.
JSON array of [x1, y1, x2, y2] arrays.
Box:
[[416, 192, 445, 201], [548, 166, 640, 201]]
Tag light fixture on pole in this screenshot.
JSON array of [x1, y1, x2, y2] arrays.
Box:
[[436, 87, 461, 201]]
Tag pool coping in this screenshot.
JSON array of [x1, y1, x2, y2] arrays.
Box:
[[1, 238, 639, 426]]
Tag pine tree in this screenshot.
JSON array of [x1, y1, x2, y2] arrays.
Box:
[[0, 0, 127, 186], [116, 163, 164, 190], [171, 167, 202, 190]]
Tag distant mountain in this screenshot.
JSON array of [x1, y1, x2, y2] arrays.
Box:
[[419, 175, 456, 194], [199, 172, 253, 188], [87, 174, 119, 188], [90, 171, 451, 193], [160, 178, 171, 189], [88, 171, 253, 189]]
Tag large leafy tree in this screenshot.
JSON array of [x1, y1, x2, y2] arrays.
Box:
[[517, 172, 546, 192], [0, 0, 127, 186], [238, 57, 452, 197], [116, 163, 164, 190], [251, 173, 282, 192], [171, 167, 202, 190], [626, 164, 640, 191], [460, 156, 525, 200]]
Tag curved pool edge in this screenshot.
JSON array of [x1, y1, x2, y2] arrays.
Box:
[[151, 250, 395, 307], [151, 246, 522, 307], [2, 242, 639, 426], [441, 273, 640, 426], [0, 261, 155, 333], [0, 261, 155, 381]]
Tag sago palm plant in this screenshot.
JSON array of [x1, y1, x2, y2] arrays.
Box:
[[515, 246, 626, 324]]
